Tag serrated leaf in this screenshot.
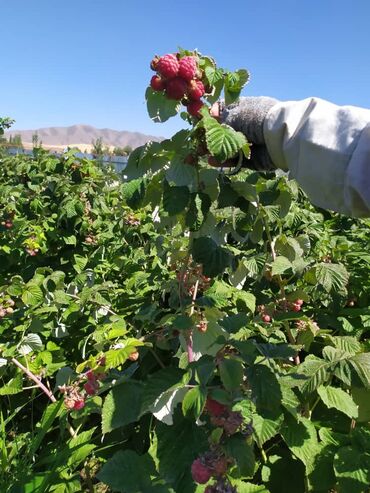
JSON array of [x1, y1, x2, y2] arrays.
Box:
[[22, 284, 43, 305], [166, 155, 198, 188], [155, 410, 208, 489], [219, 358, 244, 391], [0, 373, 23, 395], [181, 385, 206, 420], [122, 177, 146, 209], [231, 482, 270, 493], [18, 333, 43, 355], [226, 436, 255, 477], [314, 262, 349, 293], [203, 116, 247, 162], [281, 415, 319, 468], [317, 385, 358, 419], [102, 381, 143, 434], [246, 364, 282, 412], [104, 338, 146, 369], [352, 388, 370, 422], [334, 446, 370, 493], [163, 180, 190, 216], [97, 450, 157, 493], [185, 193, 210, 232], [141, 367, 188, 416], [253, 412, 284, 447], [192, 237, 232, 277], [271, 256, 292, 276], [146, 87, 180, 123]]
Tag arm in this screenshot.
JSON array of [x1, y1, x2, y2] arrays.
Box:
[[220, 97, 370, 217]]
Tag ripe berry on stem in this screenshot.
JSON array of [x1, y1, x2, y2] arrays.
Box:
[[150, 75, 165, 92], [178, 56, 198, 81], [191, 458, 212, 484], [165, 77, 188, 100], [156, 54, 179, 79]]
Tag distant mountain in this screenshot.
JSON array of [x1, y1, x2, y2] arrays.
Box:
[[6, 124, 163, 150]]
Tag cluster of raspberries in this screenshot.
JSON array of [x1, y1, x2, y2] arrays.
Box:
[[59, 356, 106, 411], [150, 53, 207, 117], [191, 397, 253, 486]]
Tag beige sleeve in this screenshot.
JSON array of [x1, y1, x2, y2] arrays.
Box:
[[264, 97, 370, 217]]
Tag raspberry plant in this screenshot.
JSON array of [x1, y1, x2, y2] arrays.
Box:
[[0, 50, 369, 493]]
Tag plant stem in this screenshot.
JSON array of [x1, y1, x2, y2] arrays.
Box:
[[12, 357, 56, 403], [263, 214, 300, 365], [11, 357, 76, 438], [187, 279, 199, 364]]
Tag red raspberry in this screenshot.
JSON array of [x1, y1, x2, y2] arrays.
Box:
[[262, 314, 271, 323], [156, 54, 179, 79], [187, 100, 204, 117], [84, 381, 98, 396], [150, 75, 165, 92], [292, 303, 301, 312], [73, 398, 85, 410], [178, 56, 197, 81], [205, 398, 227, 417], [191, 458, 212, 484], [85, 369, 96, 381], [165, 77, 188, 100], [188, 80, 205, 100], [295, 299, 304, 306], [5, 221, 13, 229]]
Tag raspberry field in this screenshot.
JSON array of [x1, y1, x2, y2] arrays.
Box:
[[0, 51, 370, 493]]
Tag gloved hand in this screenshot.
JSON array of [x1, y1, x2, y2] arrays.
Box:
[[211, 96, 279, 171]]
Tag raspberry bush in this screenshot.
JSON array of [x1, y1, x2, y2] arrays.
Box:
[[0, 49, 369, 493]]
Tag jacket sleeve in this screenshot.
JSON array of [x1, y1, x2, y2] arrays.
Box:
[[263, 97, 370, 217]]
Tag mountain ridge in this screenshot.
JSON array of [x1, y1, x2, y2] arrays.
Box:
[[6, 124, 163, 149]]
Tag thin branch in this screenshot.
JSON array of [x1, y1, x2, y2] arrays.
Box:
[[11, 357, 76, 437]]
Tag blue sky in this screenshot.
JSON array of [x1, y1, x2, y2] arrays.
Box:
[[2, 0, 370, 138]]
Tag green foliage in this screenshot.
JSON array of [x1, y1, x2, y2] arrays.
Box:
[[1, 50, 370, 493]]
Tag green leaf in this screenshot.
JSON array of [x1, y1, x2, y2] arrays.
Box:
[[67, 428, 96, 468], [155, 410, 208, 489], [271, 256, 292, 276], [146, 87, 180, 122], [317, 385, 358, 419], [166, 155, 198, 188], [219, 358, 244, 391], [97, 450, 157, 493], [163, 180, 190, 216], [122, 177, 146, 209], [0, 373, 23, 395], [281, 415, 319, 468], [104, 338, 146, 369], [181, 385, 206, 419], [192, 237, 232, 277], [352, 388, 370, 422], [252, 412, 284, 447], [185, 193, 210, 232], [312, 262, 349, 294], [102, 381, 143, 434], [334, 446, 370, 493], [226, 436, 255, 477], [298, 355, 330, 395], [18, 333, 44, 355], [22, 284, 43, 305], [141, 367, 188, 415], [230, 480, 270, 493], [246, 364, 282, 412], [202, 115, 247, 162]]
